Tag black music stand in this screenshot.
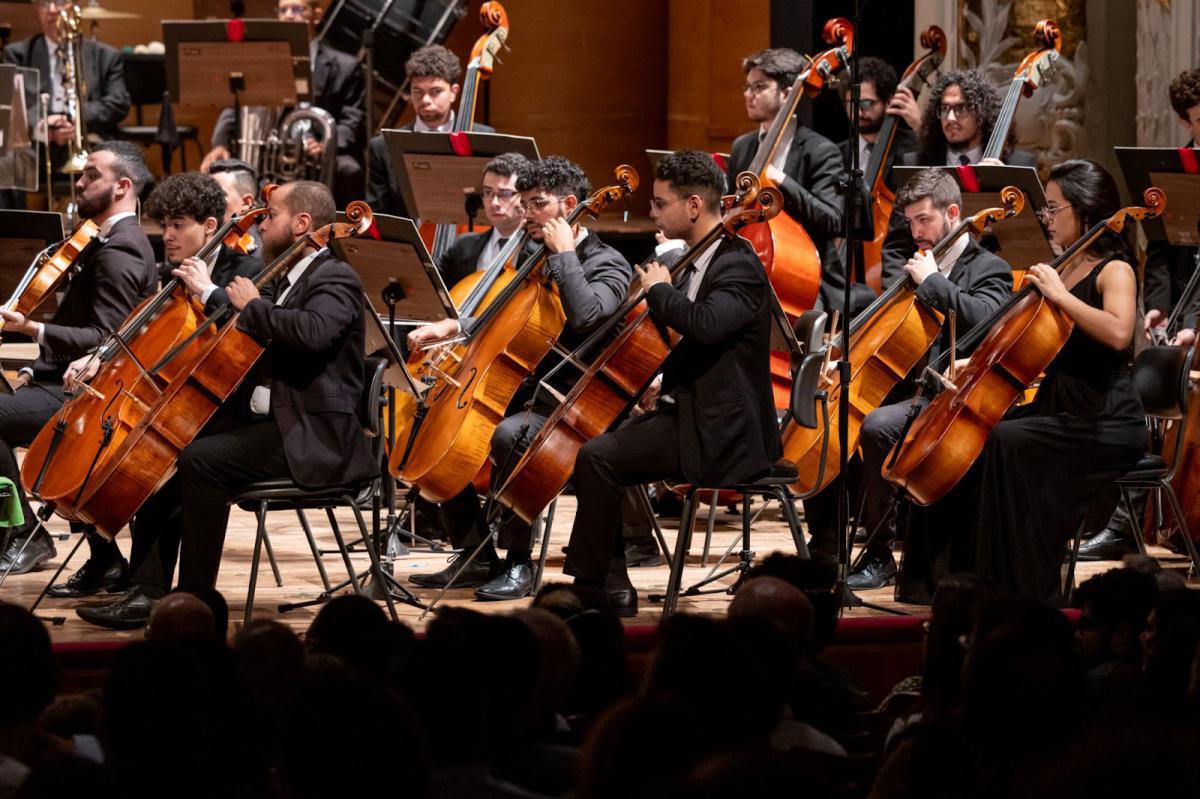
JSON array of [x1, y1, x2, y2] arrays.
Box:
[[893, 165, 1054, 266], [1116, 147, 1200, 247], [0, 209, 64, 327], [382, 129, 538, 228]]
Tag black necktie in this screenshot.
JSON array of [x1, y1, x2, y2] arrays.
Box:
[[673, 263, 697, 292], [958, 154, 971, 166], [497, 236, 510, 249]]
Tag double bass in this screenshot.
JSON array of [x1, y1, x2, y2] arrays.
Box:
[[420, 2, 510, 263], [882, 188, 1166, 506], [739, 17, 853, 407], [781, 187, 1025, 495], [495, 182, 785, 524], [860, 25, 946, 292], [23, 202, 374, 538], [392, 167, 638, 502]]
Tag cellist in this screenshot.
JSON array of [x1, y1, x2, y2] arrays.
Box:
[[727, 48, 852, 311], [405, 156, 632, 601], [0, 142, 157, 577], [563, 150, 779, 617], [804, 169, 1012, 589], [52, 171, 261, 605], [78, 181, 378, 628]]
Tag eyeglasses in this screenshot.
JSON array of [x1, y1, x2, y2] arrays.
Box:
[[482, 188, 518, 201], [525, 195, 566, 211], [847, 98, 882, 113], [650, 196, 691, 212], [936, 103, 974, 120], [1037, 204, 1071, 223], [742, 80, 777, 96]]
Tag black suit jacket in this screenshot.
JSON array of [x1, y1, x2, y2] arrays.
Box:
[[213, 42, 365, 159], [648, 236, 780, 487], [203, 245, 264, 314], [880, 147, 1038, 289], [4, 34, 130, 171], [33, 215, 156, 381], [1143, 140, 1199, 329], [838, 127, 919, 193], [439, 229, 490, 288], [236, 251, 377, 489], [913, 237, 1013, 363], [727, 123, 852, 312], [366, 120, 497, 218]]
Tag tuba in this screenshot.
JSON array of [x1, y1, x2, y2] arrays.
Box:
[[55, 3, 88, 174], [238, 103, 336, 186]]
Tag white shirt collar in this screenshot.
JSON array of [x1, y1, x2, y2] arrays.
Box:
[[685, 239, 722, 301], [275, 248, 323, 305], [98, 211, 137, 240], [936, 233, 970, 276], [946, 145, 983, 166], [414, 110, 455, 133]]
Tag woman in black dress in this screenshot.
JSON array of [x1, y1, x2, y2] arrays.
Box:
[[965, 159, 1147, 601]]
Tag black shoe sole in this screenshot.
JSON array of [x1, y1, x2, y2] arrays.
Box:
[[473, 587, 532, 601], [626, 554, 663, 568], [409, 574, 492, 589], [846, 573, 896, 591], [75, 608, 150, 630]]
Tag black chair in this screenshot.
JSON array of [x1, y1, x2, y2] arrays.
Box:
[[654, 312, 832, 618], [118, 53, 202, 174], [1063, 344, 1200, 599], [235, 356, 413, 625]]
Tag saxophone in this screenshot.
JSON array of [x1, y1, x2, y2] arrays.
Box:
[[55, 3, 88, 174], [238, 103, 336, 185]]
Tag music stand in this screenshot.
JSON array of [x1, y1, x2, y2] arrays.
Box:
[[1116, 147, 1200, 246], [0, 209, 64, 336], [0, 64, 38, 192], [382, 129, 538, 226], [894, 165, 1054, 266]]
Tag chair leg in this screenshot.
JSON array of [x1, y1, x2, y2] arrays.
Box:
[[662, 488, 700, 618], [533, 498, 557, 594], [700, 490, 719, 566], [261, 527, 283, 587], [347, 497, 399, 622], [1118, 484, 1149, 555], [244, 500, 269, 627], [29, 524, 87, 612], [1063, 518, 1086, 604], [296, 509, 333, 592], [326, 507, 364, 595], [1159, 482, 1200, 581], [776, 487, 810, 559], [635, 484, 673, 564]]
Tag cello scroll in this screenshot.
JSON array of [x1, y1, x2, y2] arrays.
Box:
[[1103, 187, 1167, 234], [962, 185, 1026, 237]]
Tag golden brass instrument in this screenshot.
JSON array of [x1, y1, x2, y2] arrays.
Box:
[[237, 103, 336, 185], [55, 3, 88, 175]]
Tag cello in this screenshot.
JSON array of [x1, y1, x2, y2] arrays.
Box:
[[882, 187, 1166, 506], [21, 197, 272, 509], [860, 25, 946, 292], [23, 202, 374, 538], [392, 167, 638, 502], [738, 17, 853, 407], [419, 2, 510, 262], [494, 183, 785, 524], [781, 186, 1024, 495]]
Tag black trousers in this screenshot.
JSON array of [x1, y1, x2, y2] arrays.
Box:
[[564, 411, 684, 584], [175, 419, 291, 591], [0, 383, 73, 540]]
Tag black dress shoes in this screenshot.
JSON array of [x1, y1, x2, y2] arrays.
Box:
[[475, 561, 534, 601], [1077, 527, 1134, 561], [624, 536, 662, 568], [605, 587, 638, 618], [0, 530, 56, 575], [409, 552, 499, 589], [47, 554, 130, 598], [76, 587, 159, 630], [846, 555, 898, 590]]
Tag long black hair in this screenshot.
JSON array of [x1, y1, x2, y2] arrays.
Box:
[[1047, 158, 1133, 262], [917, 69, 1005, 165]]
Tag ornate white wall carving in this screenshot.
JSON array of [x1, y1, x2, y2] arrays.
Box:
[[1135, 0, 1200, 146]]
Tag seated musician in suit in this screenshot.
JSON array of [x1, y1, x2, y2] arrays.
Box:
[[0, 142, 157, 575], [837, 56, 918, 193], [78, 181, 378, 627], [727, 48, 853, 312], [405, 156, 632, 601], [49, 171, 263, 601], [438, 152, 529, 287], [207, 158, 260, 223], [879, 69, 1038, 287], [564, 150, 781, 616], [1, 0, 131, 174], [200, 0, 366, 206], [366, 45, 497, 218], [806, 169, 1012, 590]]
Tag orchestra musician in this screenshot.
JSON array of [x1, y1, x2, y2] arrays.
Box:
[[879, 69, 1037, 287], [200, 0, 366, 206], [405, 156, 632, 601], [50, 171, 262, 604], [726, 48, 854, 312], [0, 142, 156, 576], [805, 168, 1013, 588], [563, 149, 780, 616], [837, 56, 917, 195], [365, 44, 496, 219], [207, 159, 261, 223], [78, 180, 378, 627], [438, 152, 528, 287]]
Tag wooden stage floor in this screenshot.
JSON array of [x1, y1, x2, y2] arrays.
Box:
[[1, 494, 1191, 643]]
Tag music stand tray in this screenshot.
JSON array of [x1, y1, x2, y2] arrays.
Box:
[[163, 19, 313, 107], [1116, 147, 1200, 245], [381, 130, 539, 225], [894, 165, 1054, 267]]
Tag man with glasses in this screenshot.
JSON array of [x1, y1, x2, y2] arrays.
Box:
[[727, 48, 854, 312], [404, 156, 632, 601], [837, 57, 917, 195], [438, 152, 528, 286], [200, 0, 365, 207]]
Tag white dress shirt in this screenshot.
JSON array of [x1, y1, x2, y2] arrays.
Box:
[[946, 145, 983, 166], [413, 111, 455, 134], [248, 249, 321, 415], [934, 231, 970, 277]]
